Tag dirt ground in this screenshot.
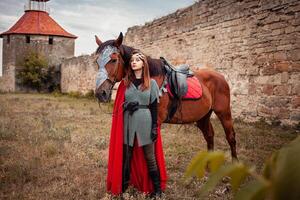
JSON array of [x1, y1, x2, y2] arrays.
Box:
[[0, 93, 298, 200]]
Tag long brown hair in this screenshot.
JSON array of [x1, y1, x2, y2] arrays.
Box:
[[124, 50, 150, 91]]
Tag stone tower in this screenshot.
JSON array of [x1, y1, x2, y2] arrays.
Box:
[[0, 0, 77, 92]]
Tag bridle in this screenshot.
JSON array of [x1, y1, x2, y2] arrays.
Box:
[[105, 55, 119, 92], [95, 45, 124, 113], [95, 45, 124, 90]]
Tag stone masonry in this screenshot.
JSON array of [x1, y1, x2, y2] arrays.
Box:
[[124, 0, 300, 127], [61, 54, 97, 95], [0, 34, 75, 92]]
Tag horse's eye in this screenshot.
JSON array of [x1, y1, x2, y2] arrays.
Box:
[[111, 59, 117, 63]]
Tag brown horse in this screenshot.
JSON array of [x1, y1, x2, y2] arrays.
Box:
[[94, 33, 237, 159]]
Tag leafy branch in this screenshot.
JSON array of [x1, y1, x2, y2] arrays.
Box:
[[184, 136, 300, 200]]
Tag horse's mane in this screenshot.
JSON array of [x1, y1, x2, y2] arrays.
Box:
[[147, 57, 165, 76], [96, 41, 165, 77]]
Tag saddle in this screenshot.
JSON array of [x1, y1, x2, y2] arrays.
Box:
[[160, 57, 194, 99], [160, 57, 196, 123]]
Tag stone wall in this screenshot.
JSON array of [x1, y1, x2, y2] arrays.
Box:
[[124, 0, 300, 127], [61, 54, 97, 94], [0, 34, 75, 92], [0, 35, 17, 92], [0, 64, 15, 92]]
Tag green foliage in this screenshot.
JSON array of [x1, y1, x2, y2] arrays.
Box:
[[66, 90, 96, 99], [271, 136, 300, 200], [185, 151, 225, 179], [235, 180, 268, 200], [83, 90, 95, 99], [51, 89, 63, 97], [67, 91, 82, 98], [17, 52, 59, 92], [51, 90, 96, 100], [184, 136, 300, 200]]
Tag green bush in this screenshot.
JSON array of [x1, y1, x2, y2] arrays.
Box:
[[17, 52, 59, 92], [185, 136, 300, 200], [84, 90, 95, 99], [67, 91, 82, 98], [66, 90, 96, 99], [51, 88, 63, 97]]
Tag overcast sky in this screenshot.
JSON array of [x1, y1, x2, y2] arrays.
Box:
[[0, 0, 195, 76]]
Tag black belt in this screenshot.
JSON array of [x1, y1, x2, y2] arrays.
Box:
[[138, 105, 149, 109], [123, 101, 149, 115]]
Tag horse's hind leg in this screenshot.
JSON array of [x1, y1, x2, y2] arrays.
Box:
[[196, 110, 214, 151], [215, 109, 238, 160]]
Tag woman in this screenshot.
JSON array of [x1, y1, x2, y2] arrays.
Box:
[[106, 50, 167, 197]]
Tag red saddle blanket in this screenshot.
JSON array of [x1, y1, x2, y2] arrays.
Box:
[[166, 76, 203, 100]]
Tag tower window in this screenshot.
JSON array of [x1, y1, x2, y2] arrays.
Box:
[[49, 36, 53, 45], [26, 35, 30, 43], [7, 35, 10, 44]]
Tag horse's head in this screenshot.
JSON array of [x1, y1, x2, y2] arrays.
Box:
[[94, 32, 126, 102]]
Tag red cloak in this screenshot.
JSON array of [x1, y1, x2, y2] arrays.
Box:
[[106, 80, 167, 195]]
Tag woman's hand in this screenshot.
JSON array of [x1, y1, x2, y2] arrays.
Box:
[[123, 101, 139, 115]]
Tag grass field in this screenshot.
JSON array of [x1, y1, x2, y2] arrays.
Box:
[[0, 93, 298, 199]]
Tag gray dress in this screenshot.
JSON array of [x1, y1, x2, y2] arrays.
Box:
[[123, 79, 160, 147]]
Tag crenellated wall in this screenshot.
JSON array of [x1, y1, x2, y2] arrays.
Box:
[[124, 0, 300, 127]]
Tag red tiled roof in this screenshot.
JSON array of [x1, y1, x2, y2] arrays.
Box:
[[0, 10, 77, 38]]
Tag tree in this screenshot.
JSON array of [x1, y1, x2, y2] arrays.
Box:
[[17, 52, 50, 92]]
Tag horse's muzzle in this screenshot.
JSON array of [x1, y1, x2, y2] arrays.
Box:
[[95, 88, 111, 102]]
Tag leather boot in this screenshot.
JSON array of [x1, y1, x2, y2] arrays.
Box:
[[122, 144, 132, 193], [149, 170, 162, 198], [122, 179, 129, 193], [122, 165, 130, 193]]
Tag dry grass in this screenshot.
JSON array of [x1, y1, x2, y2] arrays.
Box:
[[0, 93, 298, 200]]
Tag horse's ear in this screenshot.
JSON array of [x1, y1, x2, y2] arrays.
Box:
[[114, 32, 123, 47], [95, 35, 102, 46]]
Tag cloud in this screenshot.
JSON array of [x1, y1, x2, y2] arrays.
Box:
[[0, 0, 196, 74], [0, 0, 195, 56]]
